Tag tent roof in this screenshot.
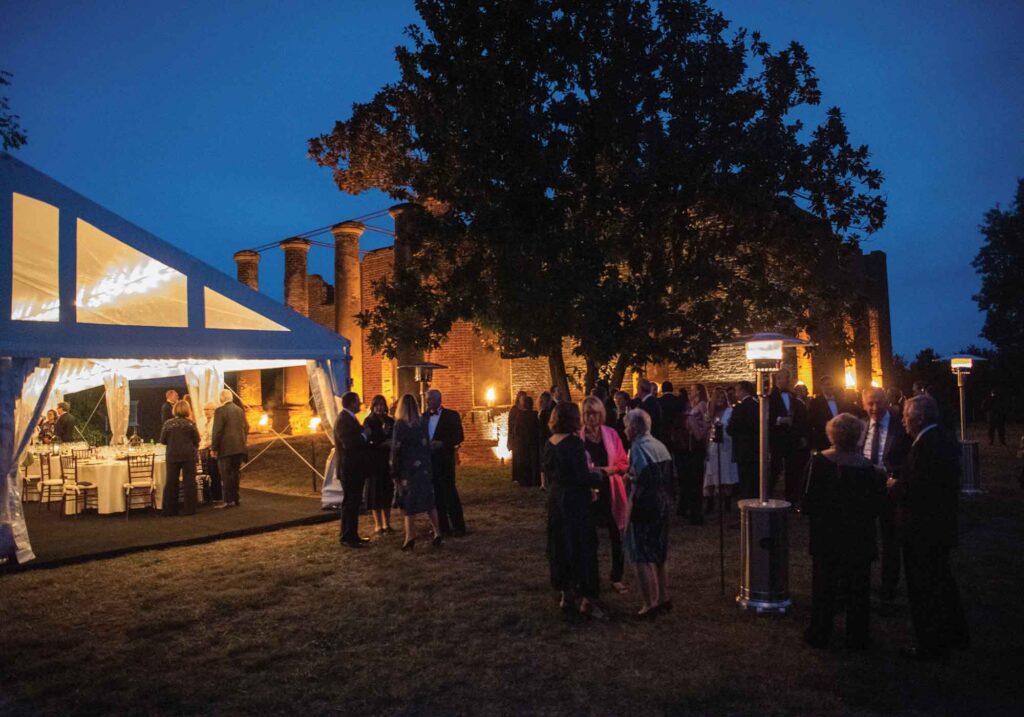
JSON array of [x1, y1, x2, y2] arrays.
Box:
[[0, 154, 349, 363]]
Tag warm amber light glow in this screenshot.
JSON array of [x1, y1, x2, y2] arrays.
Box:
[[485, 386, 496, 406], [870, 380, 881, 388], [844, 362, 857, 389], [746, 340, 783, 361], [308, 417, 321, 430], [258, 413, 269, 427], [951, 357, 973, 371]]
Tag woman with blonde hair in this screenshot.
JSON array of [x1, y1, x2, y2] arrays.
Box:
[[391, 393, 442, 550], [579, 395, 630, 593]]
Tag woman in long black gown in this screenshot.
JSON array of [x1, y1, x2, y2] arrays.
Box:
[[391, 393, 442, 551], [537, 392, 553, 489], [543, 401, 604, 619], [511, 396, 540, 486], [363, 395, 396, 534]]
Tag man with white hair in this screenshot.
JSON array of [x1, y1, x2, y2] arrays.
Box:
[[211, 388, 248, 508], [888, 394, 969, 662], [426, 389, 466, 537]]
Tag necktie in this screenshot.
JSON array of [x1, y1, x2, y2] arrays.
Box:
[[870, 421, 882, 465]]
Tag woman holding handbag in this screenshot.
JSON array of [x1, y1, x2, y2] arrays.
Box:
[[579, 396, 630, 594]]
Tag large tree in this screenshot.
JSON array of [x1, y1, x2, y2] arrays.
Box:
[[310, 1, 885, 393], [973, 178, 1024, 360]]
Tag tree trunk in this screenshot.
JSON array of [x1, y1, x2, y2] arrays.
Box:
[[583, 358, 600, 396], [548, 348, 571, 400], [610, 356, 630, 393]]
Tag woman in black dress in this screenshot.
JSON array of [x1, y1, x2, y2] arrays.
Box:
[[364, 395, 396, 535], [511, 396, 541, 486], [543, 401, 605, 619], [391, 393, 442, 551], [802, 412, 886, 649], [160, 400, 200, 517], [537, 392, 553, 488]]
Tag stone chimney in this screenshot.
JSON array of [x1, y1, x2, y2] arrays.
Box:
[[233, 250, 260, 290], [279, 238, 312, 429], [389, 204, 425, 399], [331, 221, 365, 397], [280, 237, 311, 316], [232, 250, 263, 426]]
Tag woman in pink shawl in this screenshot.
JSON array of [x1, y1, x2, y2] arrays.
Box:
[[580, 396, 630, 593]]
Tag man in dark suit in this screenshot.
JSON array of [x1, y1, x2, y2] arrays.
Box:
[[334, 391, 369, 548], [160, 389, 179, 425], [861, 386, 912, 602], [636, 378, 663, 444], [727, 381, 760, 500], [211, 390, 248, 508], [768, 368, 810, 507], [889, 394, 970, 662], [426, 389, 466, 537], [658, 381, 684, 447], [807, 376, 850, 453], [54, 402, 77, 442]]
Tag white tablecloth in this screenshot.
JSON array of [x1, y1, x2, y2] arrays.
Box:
[[25, 451, 168, 514]]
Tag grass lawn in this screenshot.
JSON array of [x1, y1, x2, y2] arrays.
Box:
[[0, 425, 1022, 715]]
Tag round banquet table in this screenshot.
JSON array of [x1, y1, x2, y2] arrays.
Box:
[[25, 450, 168, 514]]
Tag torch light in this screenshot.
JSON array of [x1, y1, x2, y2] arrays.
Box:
[[935, 354, 986, 494], [485, 386, 496, 422], [258, 413, 269, 430], [720, 332, 812, 615]]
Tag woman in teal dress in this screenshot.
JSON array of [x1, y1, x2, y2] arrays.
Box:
[[390, 393, 442, 551]]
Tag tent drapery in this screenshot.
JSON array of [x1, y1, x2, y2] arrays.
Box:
[[2, 358, 61, 563], [103, 373, 130, 445], [184, 365, 225, 441], [307, 360, 345, 507]]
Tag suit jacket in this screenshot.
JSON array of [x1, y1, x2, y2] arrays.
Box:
[[428, 407, 464, 479], [211, 402, 248, 457], [54, 412, 77, 442], [807, 394, 851, 452], [334, 410, 366, 481], [639, 395, 664, 444], [657, 393, 683, 447], [863, 410, 911, 475], [161, 401, 174, 425], [893, 426, 960, 548], [768, 389, 809, 453], [803, 453, 886, 561], [727, 396, 760, 464]]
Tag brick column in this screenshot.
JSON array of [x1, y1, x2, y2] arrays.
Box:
[[233, 250, 263, 424], [331, 221, 365, 397], [388, 204, 424, 400], [280, 238, 312, 429], [864, 251, 894, 388]]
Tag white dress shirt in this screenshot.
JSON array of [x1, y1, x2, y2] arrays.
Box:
[[780, 391, 792, 413], [863, 411, 891, 464], [428, 408, 441, 440], [913, 423, 938, 446]]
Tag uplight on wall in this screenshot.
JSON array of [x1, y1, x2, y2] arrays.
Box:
[[308, 417, 321, 431], [485, 386, 496, 407], [258, 413, 269, 427], [844, 362, 857, 389]]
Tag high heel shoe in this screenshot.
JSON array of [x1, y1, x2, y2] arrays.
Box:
[[401, 539, 415, 552]]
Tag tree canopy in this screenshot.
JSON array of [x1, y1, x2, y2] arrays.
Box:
[[973, 178, 1024, 360], [1, 71, 28, 151], [310, 0, 886, 392]]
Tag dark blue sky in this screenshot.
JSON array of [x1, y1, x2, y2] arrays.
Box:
[[5, 1, 1022, 357]]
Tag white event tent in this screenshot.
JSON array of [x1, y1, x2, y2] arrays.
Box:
[[1, 154, 349, 564]]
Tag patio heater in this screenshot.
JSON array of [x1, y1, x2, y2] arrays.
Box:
[[935, 354, 986, 494], [397, 362, 448, 411], [720, 332, 812, 614]]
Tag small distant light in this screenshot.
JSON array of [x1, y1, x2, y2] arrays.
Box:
[[871, 380, 881, 388], [844, 365, 857, 389], [485, 386, 496, 407], [258, 413, 269, 427], [951, 357, 973, 372], [309, 417, 321, 430]]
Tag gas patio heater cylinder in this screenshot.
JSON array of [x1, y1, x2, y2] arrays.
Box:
[[720, 332, 812, 614], [397, 362, 448, 411], [936, 354, 985, 494]]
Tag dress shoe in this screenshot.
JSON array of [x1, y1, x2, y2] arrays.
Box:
[[358, 536, 371, 543], [341, 540, 364, 549]]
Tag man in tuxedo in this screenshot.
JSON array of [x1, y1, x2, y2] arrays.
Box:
[[211, 390, 248, 508], [807, 375, 848, 453], [861, 386, 912, 602], [54, 402, 77, 443], [426, 389, 466, 537], [727, 381, 760, 500], [334, 391, 369, 548], [161, 389, 179, 425], [658, 381, 684, 448], [889, 394, 969, 662], [768, 369, 810, 507], [636, 378, 663, 443]]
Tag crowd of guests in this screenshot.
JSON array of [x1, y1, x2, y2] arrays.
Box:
[[498, 375, 971, 661], [333, 388, 466, 550]]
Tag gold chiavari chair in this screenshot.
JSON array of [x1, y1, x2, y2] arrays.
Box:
[[124, 454, 156, 517]]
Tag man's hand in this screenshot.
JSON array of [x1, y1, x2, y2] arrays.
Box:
[[210, 450, 217, 459]]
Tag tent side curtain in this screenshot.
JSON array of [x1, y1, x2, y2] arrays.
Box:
[[307, 359, 346, 507], [0, 153, 349, 363], [2, 358, 61, 564]]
